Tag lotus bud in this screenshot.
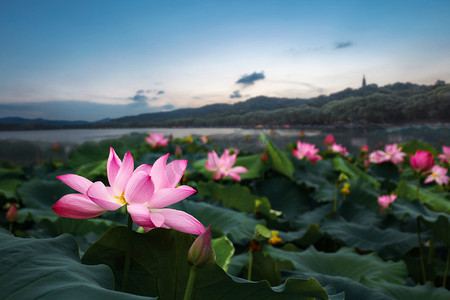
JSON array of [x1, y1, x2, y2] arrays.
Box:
[[188, 225, 215, 268], [361, 144, 369, 153], [324, 134, 335, 146], [254, 199, 262, 214], [338, 173, 349, 183], [200, 135, 208, 144], [175, 145, 183, 158], [340, 183, 351, 195], [260, 151, 269, 163], [6, 204, 18, 222]]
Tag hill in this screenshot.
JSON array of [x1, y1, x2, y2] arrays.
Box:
[[1, 81, 449, 130], [97, 81, 449, 128]]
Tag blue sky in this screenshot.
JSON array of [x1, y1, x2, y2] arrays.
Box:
[[1, 0, 449, 121]]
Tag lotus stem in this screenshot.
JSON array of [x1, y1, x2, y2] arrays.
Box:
[[443, 248, 450, 288], [121, 214, 133, 292], [333, 185, 338, 213], [416, 175, 420, 200], [8, 222, 13, 233], [183, 266, 198, 300], [428, 234, 435, 264], [247, 250, 253, 281], [417, 218, 427, 283]]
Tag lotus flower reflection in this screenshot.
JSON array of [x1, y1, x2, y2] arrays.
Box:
[[53, 147, 205, 235]]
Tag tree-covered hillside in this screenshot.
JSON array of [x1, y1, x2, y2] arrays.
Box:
[[99, 82, 450, 128]]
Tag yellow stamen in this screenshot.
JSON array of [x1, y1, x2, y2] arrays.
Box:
[[115, 192, 127, 205]]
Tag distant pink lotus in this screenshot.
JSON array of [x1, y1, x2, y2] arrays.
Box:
[[292, 141, 322, 163], [361, 144, 369, 153], [324, 134, 335, 146], [330, 143, 349, 156], [410, 150, 434, 174], [438, 146, 450, 164], [205, 149, 248, 181], [145, 133, 169, 148], [200, 135, 208, 144], [424, 165, 449, 186], [53, 148, 204, 235], [377, 194, 397, 211], [369, 143, 406, 165]]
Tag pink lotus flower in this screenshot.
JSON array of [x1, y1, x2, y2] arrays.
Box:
[[292, 141, 322, 163], [330, 143, 349, 156], [438, 146, 450, 164], [369, 143, 406, 165], [145, 133, 169, 148], [53, 148, 204, 235], [410, 150, 434, 174], [424, 165, 449, 186], [361, 144, 369, 153], [205, 149, 248, 181], [385, 143, 407, 164], [324, 134, 335, 146], [200, 135, 208, 144], [377, 194, 397, 211]]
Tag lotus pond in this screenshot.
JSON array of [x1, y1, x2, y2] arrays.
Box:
[[1, 132, 450, 299]]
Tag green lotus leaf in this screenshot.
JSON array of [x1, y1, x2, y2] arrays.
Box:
[[212, 235, 235, 272], [171, 200, 264, 243], [394, 180, 450, 214], [0, 229, 151, 299], [82, 227, 334, 299], [260, 134, 294, 179]]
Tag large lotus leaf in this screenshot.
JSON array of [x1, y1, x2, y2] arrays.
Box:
[[344, 177, 380, 211], [191, 153, 264, 180], [282, 270, 394, 300], [266, 246, 408, 289], [0, 168, 24, 199], [393, 200, 450, 246], [400, 139, 439, 156], [377, 281, 450, 300], [332, 156, 380, 188], [249, 250, 295, 286], [423, 215, 450, 246], [277, 224, 324, 248], [314, 182, 336, 203], [367, 162, 400, 183], [74, 159, 107, 180], [293, 158, 337, 189], [17, 178, 123, 239], [392, 198, 442, 222], [18, 178, 73, 209], [66, 133, 146, 168], [338, 201, 380, 225], [197, 181, 272, 218], [260, 134, 294, 179], [0, 230, 151, 300], [255, 177, 312, 220], [321, 215, 418, 260], [171, 200, 264, 243], [82, 227, 334, 299], [394, 180, 450, 214], [212, 235, 235, 272]]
